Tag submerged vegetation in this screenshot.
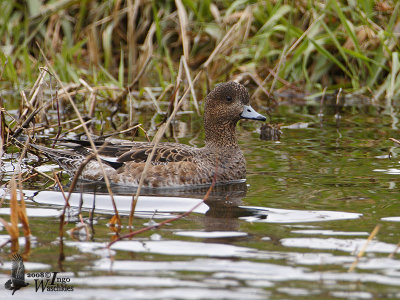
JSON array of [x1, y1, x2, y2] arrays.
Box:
[[0, 0, 399, 100]]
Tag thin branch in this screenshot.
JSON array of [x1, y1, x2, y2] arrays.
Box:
[[128, 61, 203, 228], [389, 138, 400, 145], [36, 43, 121, 224], [348, 224, 381, 272]]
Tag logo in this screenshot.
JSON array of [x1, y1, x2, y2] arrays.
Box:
[[4, 254, 74, 294], [30, 272, 74, 292], [4, 253, 29, 295]]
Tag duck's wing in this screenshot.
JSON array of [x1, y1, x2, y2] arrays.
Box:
[[117, 143, 195, 164], [11, 254, 25, 281], [59, 139, 196, 165]]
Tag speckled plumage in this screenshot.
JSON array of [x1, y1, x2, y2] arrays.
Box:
[[32, 81, 266, 187]]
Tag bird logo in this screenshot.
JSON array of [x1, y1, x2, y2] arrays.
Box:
[[4, 253, 30, 295]]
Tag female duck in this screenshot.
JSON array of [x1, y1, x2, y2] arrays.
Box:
[[34, 81, 266, 187]]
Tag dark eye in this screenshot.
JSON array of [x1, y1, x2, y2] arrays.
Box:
[[226, 96, 233, 102]]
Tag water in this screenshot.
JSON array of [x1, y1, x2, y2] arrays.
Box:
[[1, 94, 400, 299]]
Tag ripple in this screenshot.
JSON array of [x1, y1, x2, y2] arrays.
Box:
[[373, 168, 400, 175], [239, 206, 362, 223], [291, 230, 368, 236], [0, 207, 60, 217], [381, 216, 400, 222], [174, 231, 248, 238], [18, 190, 208, 218], [281, 237, 397, 253]]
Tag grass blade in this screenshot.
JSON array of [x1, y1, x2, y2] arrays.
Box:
[[388, 52, 399, 99], [175, 0, 190, 61]]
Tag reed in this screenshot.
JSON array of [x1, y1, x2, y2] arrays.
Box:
[[0, 0, 398, 100], [0, 177, 31, 253]]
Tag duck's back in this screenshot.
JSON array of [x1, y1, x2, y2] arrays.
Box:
[[107, 143, 246, 187]]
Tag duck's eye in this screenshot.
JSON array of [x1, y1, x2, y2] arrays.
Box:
[[226, 96, 233, 102]]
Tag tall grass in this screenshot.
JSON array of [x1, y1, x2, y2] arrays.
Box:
[[0, 0, 399, 99]]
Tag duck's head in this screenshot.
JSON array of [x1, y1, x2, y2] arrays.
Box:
[[204, 81, 266, 125]]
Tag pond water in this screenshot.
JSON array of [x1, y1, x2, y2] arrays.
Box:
[[1, 93, 400, 299]]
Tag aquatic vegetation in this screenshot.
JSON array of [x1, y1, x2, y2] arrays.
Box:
[[0, 0, 399, 99]]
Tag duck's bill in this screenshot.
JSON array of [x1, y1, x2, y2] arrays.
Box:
[[240, 105, 267, 121]]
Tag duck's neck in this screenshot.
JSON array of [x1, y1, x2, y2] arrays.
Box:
[[204, 119, 239, 149]]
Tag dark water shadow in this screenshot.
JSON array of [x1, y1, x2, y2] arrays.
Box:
[[68, 180, 263, 235]]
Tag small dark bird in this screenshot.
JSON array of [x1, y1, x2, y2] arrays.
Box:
[[4, 253, 29, 295]]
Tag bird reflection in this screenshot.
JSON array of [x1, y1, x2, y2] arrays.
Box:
[[69, 180, 264, 236]]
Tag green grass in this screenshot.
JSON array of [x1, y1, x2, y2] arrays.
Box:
[[0, 0, 399, 99]]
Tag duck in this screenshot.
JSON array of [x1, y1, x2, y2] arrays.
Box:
[[32, 81, 266, 187]]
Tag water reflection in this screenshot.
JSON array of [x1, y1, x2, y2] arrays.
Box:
[[71, 180, 248, 199], [8, 179, 363, 230], [72, 181, 254, 234], [2, 96, 400, 298]]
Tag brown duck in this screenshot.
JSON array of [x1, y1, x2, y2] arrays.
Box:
[[32, 81, 266, 187]]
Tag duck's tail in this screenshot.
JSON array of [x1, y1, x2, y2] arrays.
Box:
[[30, 143, 124, 177], [29, 144, 87, 176]]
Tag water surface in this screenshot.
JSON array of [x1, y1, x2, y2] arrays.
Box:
[[1, 95, 400, 299]]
